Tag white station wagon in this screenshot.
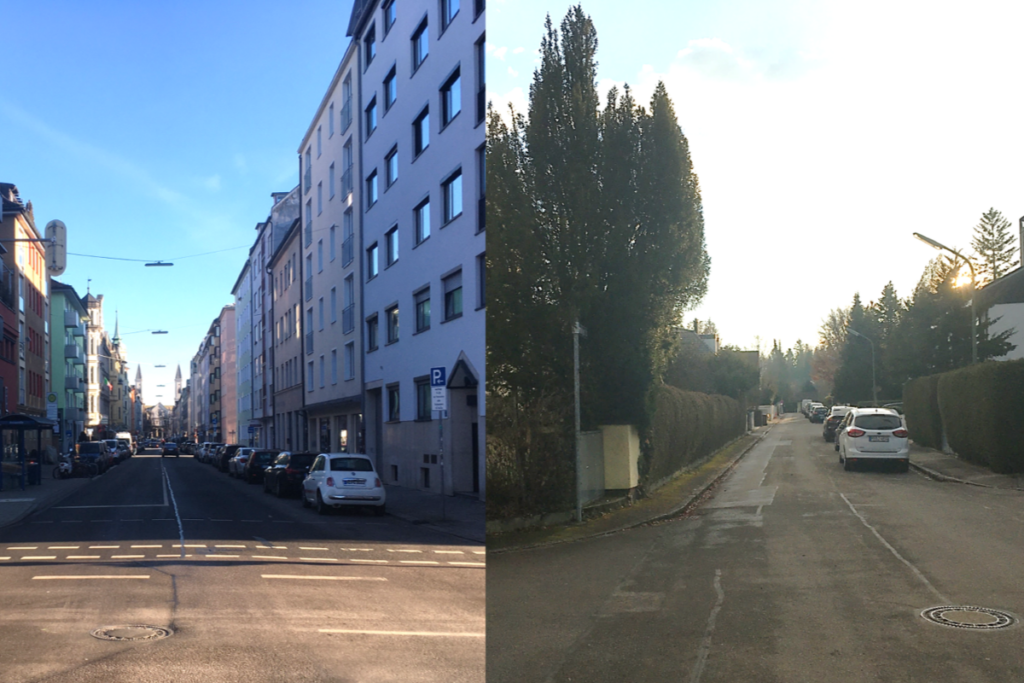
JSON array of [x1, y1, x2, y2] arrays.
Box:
[[301, 453, 386, 516], [837, 408, 909, 472]]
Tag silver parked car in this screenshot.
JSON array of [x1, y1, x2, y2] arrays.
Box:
[[837, 408, 909, 472]]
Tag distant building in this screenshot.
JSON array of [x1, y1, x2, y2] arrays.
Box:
[[978, 266, 1024, 361], [50, 281, 88, 452], [268, 217, 308, 451]]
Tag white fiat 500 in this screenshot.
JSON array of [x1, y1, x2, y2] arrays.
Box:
[[837, 408, 909, 472], [302, 453, 386, 516]]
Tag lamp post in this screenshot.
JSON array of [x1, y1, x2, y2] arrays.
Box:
[[573, 320, 587, 524], [847, 327, 877, 407], [913, 232, 977, 364]]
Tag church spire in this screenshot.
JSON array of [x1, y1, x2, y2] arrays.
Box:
[[113, 310, 120, 344]]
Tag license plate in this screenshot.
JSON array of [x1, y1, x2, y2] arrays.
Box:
[[868, 435, 889, 442], [343, 478, 367, 487]]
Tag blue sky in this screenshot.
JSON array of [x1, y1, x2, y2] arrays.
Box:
[[488, 0, 1024, 352], [3, 0, 355, 405]]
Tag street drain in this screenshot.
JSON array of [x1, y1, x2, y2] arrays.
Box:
[[90, 625, 173, 642], [921, 606, 1016, 630]]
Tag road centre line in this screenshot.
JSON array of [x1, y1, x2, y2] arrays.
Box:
[[401, 561, 440, 565], [0, 557, 9, 560], [131, 545, 162, 548], [173, 544, 207, 548], [215, 544, 246, 548], [387, 549, 422, 553], [350, 559, 388, 563], [157, 554, 191, 558], [67, 555, 101, 559], [8, 546, 38, 550], [205, 554, 239, 558], [61, 520, 82, 523], [209, 519, 233, 522], [301, 557, 339, 562], [252, 555, 289, 560], [162, 463, 186, 559], [262, 575, 388, 581], [318, 629, 484, 637], [48, 546, 80, 549], [33, 575, 150, 580], [89, 545, 119, 549], [21, 556, 57, 560], [111, 555, 145, 559], [448, 562, 486, 567], [300, 547, 329, 551], [433, 550, 464, 554]]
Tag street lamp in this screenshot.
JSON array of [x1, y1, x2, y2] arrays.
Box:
[[913, 232, 977, 364], [145, 261, 174, 267], [847, 327, 877, 407]]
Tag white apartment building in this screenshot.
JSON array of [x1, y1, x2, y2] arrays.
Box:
[[297, 41, 365, 455], [83, 292, 105, 429], [269, 221, 308, 451], [349, 0, 486, 498], [232, 260, 253, 444]]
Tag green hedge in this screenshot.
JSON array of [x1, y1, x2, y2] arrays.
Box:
[[903, 375, 943, 449], [936, 360, 1024, 473], [645, 385, 744, 486]]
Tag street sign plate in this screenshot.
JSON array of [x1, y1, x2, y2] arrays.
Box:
[[430, 366, 446, 387], [432, 386, 447, 412]]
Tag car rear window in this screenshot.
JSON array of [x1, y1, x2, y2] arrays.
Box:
[[330, 457, 374, 472], [854, 414, 902, 430], [78, 443, 102, 454], [290, 454, 316, 468], [252, 451, 277, 463]]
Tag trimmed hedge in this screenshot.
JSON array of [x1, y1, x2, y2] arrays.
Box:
[[936, 360, 1024, 473], [903, 374, 943, 449], [645, 385, 744, 487]]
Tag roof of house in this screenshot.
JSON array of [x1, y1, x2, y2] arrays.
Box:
[[977, 267, 1024, 308]]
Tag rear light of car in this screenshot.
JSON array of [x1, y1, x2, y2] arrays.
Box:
[[847, 428, 866, 438], [375, 478, 382, 488], [892, 428, 908, 438], [326, 477, 335, 487]]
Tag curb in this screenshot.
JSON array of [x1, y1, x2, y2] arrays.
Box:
[[0, 473, 94, 529], [491, 426, 772, 555], [909, 461, 993, 488], [386, 511, 485, 544]]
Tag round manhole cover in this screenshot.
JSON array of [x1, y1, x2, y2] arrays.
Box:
[[90, 625, 174, 642], [921, 606, 1016, 630]]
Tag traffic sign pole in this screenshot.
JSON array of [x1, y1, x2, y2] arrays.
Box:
[[431, 367, 448, 521]]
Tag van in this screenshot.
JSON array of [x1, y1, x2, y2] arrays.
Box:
[[115, 432, 134, 455]]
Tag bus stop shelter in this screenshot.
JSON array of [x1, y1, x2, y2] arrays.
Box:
[[0, 413, 56, 492]]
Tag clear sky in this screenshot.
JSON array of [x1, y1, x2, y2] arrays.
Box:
[[3, 0, 355, 406], [488, 0, 1024, 353]]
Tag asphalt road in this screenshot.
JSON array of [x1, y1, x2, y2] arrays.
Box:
[[488, 415, 1024, 682], [0, 449, 484, 683]]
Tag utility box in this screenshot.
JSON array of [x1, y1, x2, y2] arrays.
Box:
[[600, 424, 640, 491]]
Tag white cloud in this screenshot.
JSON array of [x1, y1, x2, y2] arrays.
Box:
[[492, 46, 509, 61], [513, 46, 525, 54], [203, 175, 221, 191], [491, 86, 528, 124], [507, 66, 519, 78]]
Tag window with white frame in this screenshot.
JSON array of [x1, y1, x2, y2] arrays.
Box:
[[442, 0, 459, 29], [413, 107, 429, 155], [367, 243, 379, 279], [331, 349, 338, 385], [442, 169, 462, 223], [385, 225, 398, 266], [412, 19, 428, 70], [444, 270, 463, 320], [415, 287, 430, 332], [415, 197, 430, 244], [344, 342, 355, 380], [386, 305, 399, 344], [366, 170, 378, 208], [441, 67, 461, 126], [330, 287, 337, 323]]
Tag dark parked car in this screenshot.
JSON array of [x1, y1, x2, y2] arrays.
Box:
[[263, 452, 317, 497], [76, 441, 113, 472], [810, 405, 829, 423], [823, 406, 853, 442], [241, 449, 280, 484], [162, 442, 180, 457], [216, 444, 243, 472]]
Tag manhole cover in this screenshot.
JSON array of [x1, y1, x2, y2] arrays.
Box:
[[90, 625, 173, 642], [921, 606, 1016, 630]]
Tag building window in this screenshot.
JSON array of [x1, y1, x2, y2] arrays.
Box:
[[331, 350, 338, 385], [386, 146, 398, 187], [387, 385, 400, 422], [415, 198, 430, 244], [366, 170, 378, 208], [367, 243, 379, 279], [343, 210, 354, 265], [441, 67, 461, 126], [477, 252, 486, 308], [416, 380, 431, 420], [317, 240, 324, 272], [477, 144, 486, 230], [385, 226, 399, 266], [384, 66, 397, 111], [319, 355, 325, 388], [344, 342, 355, 380], [304, 200, 312, 246], [367, 315, 379, 351], [318, 297, 324, 330], [415, 288, 430, 332], [413, 107, 429, 156], [307, 361, 314, 391], [365, 97, 378, 136], [386, 305, 399, 344], [383, 0, 396, 34], [412, 19, 428, 70], [329, 103, 335, 137], [342, 140, 354, 196], [317, 182, 323, 214], [329, 163, 336, 199], [475, 0, 485, 19], [444, 271, 463, 320], [317, 126, 322, 157], [304, 147, 312, 193], [329, 225, 336, 261], [476, 35, 486, 123], [343, 275, 355, 333], [442, 0, 459, 29], [442, 169, 462, 224], [330, 287, 337, 323], [342, 76, 353, 132], [365, 23, 376, 66]]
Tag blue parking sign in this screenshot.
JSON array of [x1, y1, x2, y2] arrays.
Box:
[[430, 366, 447, 387]]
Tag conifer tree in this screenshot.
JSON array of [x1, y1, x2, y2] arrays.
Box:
[[971, 208, 1018, 284]]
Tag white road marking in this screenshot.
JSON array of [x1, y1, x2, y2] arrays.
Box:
[[301, 557, 340, 562], [434, 550, 464, 554], [341, 548, 372, 552], [181, 518, 204, 521], [318, 629, 483, 637], [839, 492, 949, 603], [89, 545, 119, 549], [67, 555, 101, 559], [252, 555, 289, 560], [172, 544, 207, 548], [119, 519, 143, 522], [162, 463, 186, 558], [32, 575, 150, 580], [387, 549, 422, 553], [131, 545, 162, 548], [261, 575, 387, 581], [157, 554, 191, 558], [472, 551, 485, 555], [0, 557, 10, 560], [209, 519, 233, 522], [448, 562, 486, 567], [205, 554, 240, 558], [21, 556, 57, 560], [215, 544, 246, 548], [111, 555, 145, 559], [689, 569, 725, 683], [299, 547, 329, 551], [400, 560, 439, 565], [350, 559, 388, 564], [8, 546, 38, 550]]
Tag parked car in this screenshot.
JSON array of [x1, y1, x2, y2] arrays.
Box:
[[263, 452, 316, 497], [216, 444, 242, 472], [837, 408, 909, 472], [809, 405, 829, 423], [301, 453, 386, 516], [76, 441, 114, 473], [162, 441, 180, 457], [228, 448, 253, 477], [822, 406, 853, 442], [241, 449, 280, 484]]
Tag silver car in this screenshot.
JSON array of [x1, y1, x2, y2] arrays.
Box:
[[837, 408, 909, 472]]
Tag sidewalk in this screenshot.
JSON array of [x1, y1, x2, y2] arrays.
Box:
[[0, 462, 92, 529], [910, 442, 1024, 490], [488, 424, 774, 554], [384, 484, 485, 544]]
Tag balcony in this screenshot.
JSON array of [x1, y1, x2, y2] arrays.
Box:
[[342, 235, 354, 266], [342, 167, 353, 198], [65, 375, 82, 392], [342, 304, 355, 334], [305, 220, 312, 248], [64, 310, 80, 328], [304, 168, 311, 194], [305, 332, 313, 355], [305, 277, 313, 303], [341, 100, 352, 133], [73, 321, 85, 337]]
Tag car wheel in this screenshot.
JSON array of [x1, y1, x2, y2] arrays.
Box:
[[843, 455, 853, 471], [316, 491, 330, 515], [898, 461, 910, 474], [373, 504, 386, 517]]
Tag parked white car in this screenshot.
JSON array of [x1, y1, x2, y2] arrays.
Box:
[[228, 448, 253, 478], [301, 453, 386, 516], [837, 408, 909, 472]]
